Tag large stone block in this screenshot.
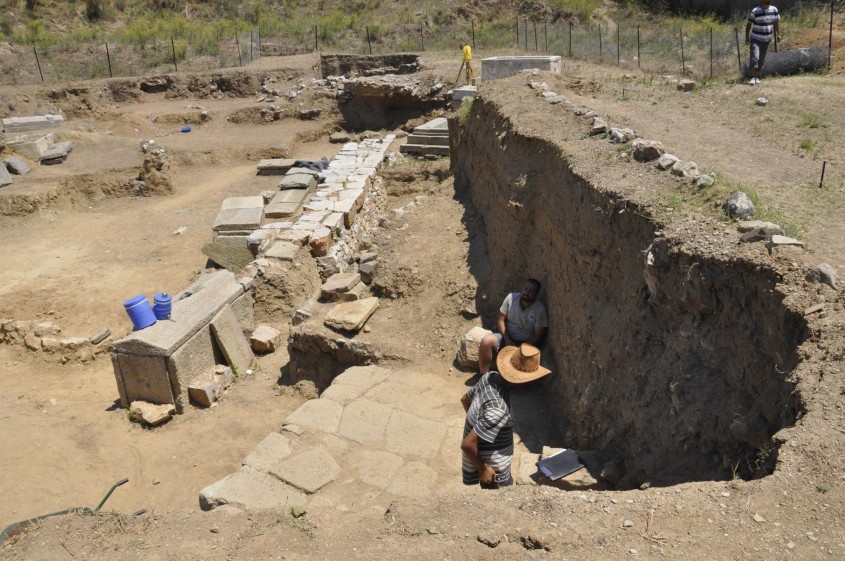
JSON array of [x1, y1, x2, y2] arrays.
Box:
[[250, 325, 281, 353], [280, 173, 317, 190], [115, 353, 174, 406], [324, 297, 379, 332], [384, 409, 447, 458], [230, 292, 255, 334], [199, 466, 306, 511], [265, 240, 298, 261], [221, 196, 265, 210], [113, 270, 243, 357], [456, 326, 492, 369], [111, 352, 130, 408], [9, 136, 48, 160], [0, 165, 11, 187], [320, 272, 361, 301], [257, 158, 296, 175], [166, 325, 222, 411], [202, 235, 254, 273], [212, 207, 264, 232], [210, 306, 255, 377]]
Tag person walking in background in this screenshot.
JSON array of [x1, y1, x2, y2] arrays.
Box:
[[745, 1, 781, 85]]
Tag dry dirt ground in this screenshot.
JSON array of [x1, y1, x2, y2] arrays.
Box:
[[1, 30, 844, 561]]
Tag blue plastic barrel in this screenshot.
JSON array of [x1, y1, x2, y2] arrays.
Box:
[[123, 295, 157, 331], [153, 292, 172, 320]]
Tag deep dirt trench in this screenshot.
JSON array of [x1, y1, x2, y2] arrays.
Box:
[[451, 77, 819, 487]]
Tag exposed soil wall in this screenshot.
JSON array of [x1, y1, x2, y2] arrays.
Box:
[[452, 91, 809, 487]]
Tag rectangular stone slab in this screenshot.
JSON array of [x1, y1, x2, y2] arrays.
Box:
[[279, 174, 317, 190], [221, 196, 265, 210], [167, 325, 224, 411], [199, 466, 306, 511], [324, 297, 379, 332], [115, 353, 174, 406], [202, 235, 254, 273], [256, 158, 296, 175], [264, 202, 302, 219], [210, 305, 255, 377], [113, 270, 243, 357], [212, 207, 264, 232], [265, 240, 298, 261], [270, 188, 312, 205]]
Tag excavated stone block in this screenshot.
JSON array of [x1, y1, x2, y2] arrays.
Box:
[[212, 207, 263, 232], [250, 325, 281, 353], [113, 270, 243, 357], [337, 282, 371, 302], [166, 326, 220, 411], [4, 156, 30, 175], [130, 401, 175, 426], [202, 235, 254, 273], [268, 446, 340, 494], [320, 272, 361, 300], [280, 173, 317, 190], [210, 306, 255, 377], [265, 240, 298, 261], [384, 409, 447, 458], [220, 196, 264, 210], [456, 326, 492, 369], [199, 466, 306, 511], [324, 297, 379, 332], [116, 353, 174, 406], [257, 158, 296, 174], [0, 165, 12, 187], [309, 227, 332, 256], [188, 371, 217, 407]]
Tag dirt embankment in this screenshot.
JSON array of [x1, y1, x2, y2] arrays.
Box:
[[451, 77, 840, 487]]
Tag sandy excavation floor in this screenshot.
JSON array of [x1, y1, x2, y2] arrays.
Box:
[[0, 41, 844, 561]]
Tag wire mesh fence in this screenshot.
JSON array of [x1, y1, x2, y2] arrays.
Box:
[[0, 4, 839, 86]]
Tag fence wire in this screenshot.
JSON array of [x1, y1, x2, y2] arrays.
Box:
[[1, 6, 839, 86]]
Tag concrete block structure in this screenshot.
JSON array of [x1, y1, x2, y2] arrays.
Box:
[[2, 114, 65, 133], [481, 55, 562, 81]]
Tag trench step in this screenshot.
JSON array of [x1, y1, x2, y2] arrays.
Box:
[[399, 144, 450, 156]]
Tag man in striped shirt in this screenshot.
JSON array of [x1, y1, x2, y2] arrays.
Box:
[[461, 344, 551, 489], [745, 2, 781, 85]]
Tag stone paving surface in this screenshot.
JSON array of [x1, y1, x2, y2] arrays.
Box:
[[200, 365, 473, 512]]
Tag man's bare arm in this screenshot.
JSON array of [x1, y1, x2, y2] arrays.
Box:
[[460, 429, 495, 485], [528, 326, 548, 347], [745, 21, 752, 43], [461, 393, 471, 413], [497, 312, 514, 346]]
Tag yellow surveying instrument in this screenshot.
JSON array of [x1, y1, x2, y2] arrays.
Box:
[[454, 45, 477, 87]]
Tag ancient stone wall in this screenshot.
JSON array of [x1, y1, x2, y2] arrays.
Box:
[[451, 93, 808, 487]]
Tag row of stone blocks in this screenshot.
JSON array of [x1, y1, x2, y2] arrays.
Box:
[[2, 114, 65, 133], [111, 269, 255, 413]]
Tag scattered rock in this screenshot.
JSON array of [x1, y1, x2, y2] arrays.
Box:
[[89, 328, 111, 345], [671, 160, 700, 180], [805, 263, 837, 289], [590, 117, 608, 135], [656, 153, 679, 170], [23, 332, 40, 351], [0, 164, 12, 187], [324, 297, 380, 332], [456, 326, 492, 369], [330, 132, 350, 144], [188, 372, 218, 407], [677, 79, 696, 92], [250, 325, 281, 353], [309, 227, 333, 257], [740, 222, 784, 243], [623, 519, 635, 528], [298, 109, 322, 120], [320, 272, 361, 301], [291, 307, 312, 326], [752, 513, 767, 523], [609, 128, 635, 144], [722, 192, 756, 220], [358, 260, 379, 285], [756, 97, 768, 106], [4, 156, 31, 175], [632, 139, 665, 162], [130, 401, 175, 426], [694, 174, 715, 189]]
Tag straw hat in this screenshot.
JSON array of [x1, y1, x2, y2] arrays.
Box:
[[496, 343, 551, 384]]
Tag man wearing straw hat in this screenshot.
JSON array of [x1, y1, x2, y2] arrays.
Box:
[[461, 343, 551, 489]]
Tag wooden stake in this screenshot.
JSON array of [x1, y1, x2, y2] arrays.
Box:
[[544, 21, 548, 52], [33, 46, 44, 82], [366, 26, 372, 54], [617, 24, 620, 65], [236, 34, 243, 66], [472, 20, 476, 50], [829, 1, 835, 71], [637, 26, 641, 69], [599, 24, 603, 63], [569, 21, 573, 57], [709, 27, 713, 79], [315, 25, 318, 52], [819, 161, 827, 188], [525, 19, 528, 49], [105, 43, 113, 78], [170, 36, 178, 73], [680, 27, 686, 76], [420, 25, 424, 51], [534, 21, 538, 51]]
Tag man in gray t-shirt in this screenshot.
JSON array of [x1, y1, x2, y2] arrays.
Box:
[[477, 279, 548, 375]]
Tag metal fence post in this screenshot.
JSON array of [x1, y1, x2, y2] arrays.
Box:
[[33, 45, 44, 82]]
